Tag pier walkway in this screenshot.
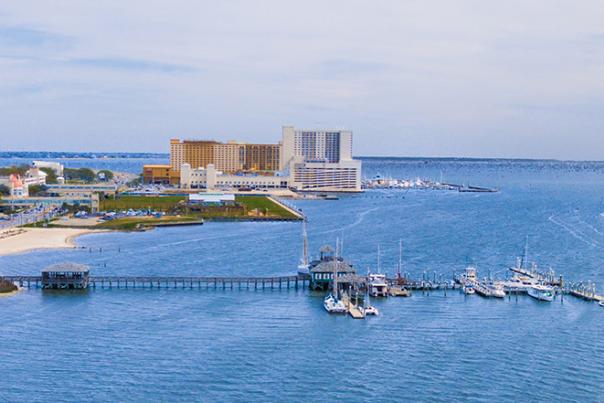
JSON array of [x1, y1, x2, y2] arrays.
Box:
[[2, 275, 310, 290]]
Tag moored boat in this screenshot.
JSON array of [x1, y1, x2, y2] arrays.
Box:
[[324, 293, 347, 313], [527, 284, 555, 302]]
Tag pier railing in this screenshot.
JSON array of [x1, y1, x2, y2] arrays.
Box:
[[1, 275, 310, 290]]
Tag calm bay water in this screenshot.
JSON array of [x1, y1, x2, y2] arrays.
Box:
[[1, 158, 604, 402]]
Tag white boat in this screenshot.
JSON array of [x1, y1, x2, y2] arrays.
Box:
[[368, 273, 388, 297], [464, 283, 475, 295], [363, 291, 379, 316], [488, 282, 506, 298], [324, 293, 347, 313], [364, 305, 379, 315], [599, 301, 604, 308], [527, 285, 555, 302], [458, 265, 478, 284]]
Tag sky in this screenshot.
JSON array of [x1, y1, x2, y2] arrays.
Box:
[[0, 1, 603, 159]]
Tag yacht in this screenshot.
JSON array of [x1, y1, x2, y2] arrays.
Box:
[[527, 284, 555, 302], [324, 293, 347, 313], [488, 282, 506, 298], [368, 273, 388, 297]]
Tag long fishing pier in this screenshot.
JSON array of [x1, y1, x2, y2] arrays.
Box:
[[2, 275, 310, 290]]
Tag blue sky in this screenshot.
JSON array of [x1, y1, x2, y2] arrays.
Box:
[[0, 1, 603, 159]]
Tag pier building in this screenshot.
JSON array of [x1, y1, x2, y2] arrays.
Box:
[[309, 245, 357, 291], [42, 263, 90, 289]]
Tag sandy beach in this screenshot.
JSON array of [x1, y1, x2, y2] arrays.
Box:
[[0, 227, 105, 256]]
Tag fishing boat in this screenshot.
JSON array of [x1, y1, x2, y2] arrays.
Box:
[[297, 219, 310, 275], [527, 284, 555, 302]]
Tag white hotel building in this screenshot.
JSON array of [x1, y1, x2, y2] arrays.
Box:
[[280, 126, 362, 192], [179, 126, 362, 192]]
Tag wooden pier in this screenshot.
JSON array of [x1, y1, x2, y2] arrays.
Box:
[[1, 275, 310, 290]]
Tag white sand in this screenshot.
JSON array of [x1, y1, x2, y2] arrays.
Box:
[[0, 228, 105, 256]]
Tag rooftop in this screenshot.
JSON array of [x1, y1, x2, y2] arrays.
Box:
[[42, 262, 89, 273]]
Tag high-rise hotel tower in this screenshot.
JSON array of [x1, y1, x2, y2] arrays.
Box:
[[280, 126, 361, 191]]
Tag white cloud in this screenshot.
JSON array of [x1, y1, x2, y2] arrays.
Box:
[[0, 0, 603, 159]]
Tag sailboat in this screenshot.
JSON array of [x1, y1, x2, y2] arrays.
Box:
[[297, 219, 310, 275], [389, 239, 411, 297], [363, 290, 379, 316], [324, 249, 347, 313]]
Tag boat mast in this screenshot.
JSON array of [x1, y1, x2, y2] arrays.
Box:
[[301, 219, 308, 266], [522, 235, 529, 270], [398, 239, 403, 279], [377, 244, 381, 274]]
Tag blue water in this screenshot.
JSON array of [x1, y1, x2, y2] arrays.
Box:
[[1, 158, 604, 402]]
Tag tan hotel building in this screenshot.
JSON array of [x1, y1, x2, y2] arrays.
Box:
[[169, 139, 279, 173]]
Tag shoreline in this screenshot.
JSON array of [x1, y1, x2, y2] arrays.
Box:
[[0, 228, 109, 257]]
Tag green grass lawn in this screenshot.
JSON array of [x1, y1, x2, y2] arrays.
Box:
[[235, 196, 298, 219], [99, 195, 299, 220]]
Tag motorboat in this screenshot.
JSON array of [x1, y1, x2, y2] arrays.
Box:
[[599, 301, 604, 308], [364, 305, 379, 316], [323, 293, 347, 313], [368, 273, 388, 297], [488, 283, 506, 298], [527, 284, 555, 302], [457, 265, 478, 285], [463, 283, 475, 295]]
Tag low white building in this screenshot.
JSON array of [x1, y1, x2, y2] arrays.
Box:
[[32, 161, 64, 177], [180, 164, 289, 190], [188, 193, 236, 205]]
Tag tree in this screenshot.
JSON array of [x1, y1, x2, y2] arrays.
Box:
[[64, 168, 96, 183], [39, 167, 58, 184], [0, 165, 28, 176], [97, 170, 114, 181], [28, 184, 48, 196]]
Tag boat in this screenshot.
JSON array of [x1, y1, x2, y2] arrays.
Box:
[[297, 219, 310, 275], [487, 282, 506, 298], [527, 284, 555, 302], [463, 283, 475, 295], [368, 245, 388, 297], [368, 273, 388, 297], [389, 240, 411, 297], [599, 300, 604, 308], [323, 293, 347, 313], [323, 256, 347, 314], [363, 291, 379, 316], [457, 265, 478, 285]]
